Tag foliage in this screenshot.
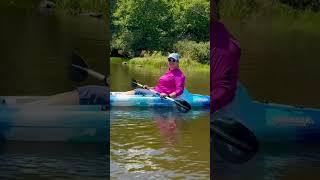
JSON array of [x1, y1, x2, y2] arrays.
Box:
[[112, 0, 173, 56], [128, 51, 209, 72], [111, 0, 209, 58], [173, 40, 209, 64], [169, 0, 210, 41]]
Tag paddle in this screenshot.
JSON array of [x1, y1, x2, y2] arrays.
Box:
[[131, 79, 192, 112], [211, 116, 259, 164], [69, 52, 108, 86]]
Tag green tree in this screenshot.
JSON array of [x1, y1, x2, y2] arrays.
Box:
[[112, 0, 209, 56], [170, 0, 210, 41], [112, 0, 174, 56]]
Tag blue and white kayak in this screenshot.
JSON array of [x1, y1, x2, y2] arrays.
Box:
[[110, 90, 210, 108], [0, 91, 209, 143], [0, 100, 108, 143], [215, 84, 320, 143]]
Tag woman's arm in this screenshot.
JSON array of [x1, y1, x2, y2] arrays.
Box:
[[173, 75, 186, 97], [211, 45, 240, 112]]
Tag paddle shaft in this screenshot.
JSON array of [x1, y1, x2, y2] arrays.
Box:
[[71, 64, 105, 80], [132, 81, 176, 102]]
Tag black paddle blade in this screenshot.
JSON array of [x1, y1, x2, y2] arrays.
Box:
[[131, 79, 139, 89], [211, 117, 259, 164], [68, 52, 89, 82], [174, 99, 191, 112]]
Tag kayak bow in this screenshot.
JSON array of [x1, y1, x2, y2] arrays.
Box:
[[214, 83, 320, 143]]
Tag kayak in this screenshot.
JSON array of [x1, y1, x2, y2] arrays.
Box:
[[0, 105, 109, 143], [215, 83, 320, 143], [110, 90, 210, 108], [0, 99, 109, 143], [0, 92, 209, 143], [0, 90, 210, 108]]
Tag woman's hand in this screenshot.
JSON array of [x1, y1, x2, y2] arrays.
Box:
[[160, 93, 168, 98], [142, 85, 149, 89], [169, 92, 177, 98]]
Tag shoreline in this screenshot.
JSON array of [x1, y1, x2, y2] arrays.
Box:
[[111, 57, 209, 73]]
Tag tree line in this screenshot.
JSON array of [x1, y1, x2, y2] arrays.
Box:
[[110, 0, 210, 64]]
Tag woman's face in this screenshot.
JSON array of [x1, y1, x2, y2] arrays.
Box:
[[167, 58, 179, 70]]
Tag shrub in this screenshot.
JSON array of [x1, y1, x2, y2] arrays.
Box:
[[173, 40, 209, 64]]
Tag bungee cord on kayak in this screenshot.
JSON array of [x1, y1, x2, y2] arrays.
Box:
[[131, 79, 192, 112]]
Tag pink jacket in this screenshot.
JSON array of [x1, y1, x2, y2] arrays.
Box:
[[211, 21, 241, 112], [155, 68, 185, 96]]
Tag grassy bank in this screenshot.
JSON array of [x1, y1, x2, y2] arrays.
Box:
[[127, 53, 209, 73]]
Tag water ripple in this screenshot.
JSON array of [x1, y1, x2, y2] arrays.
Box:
[[111, 110, 210, 179]]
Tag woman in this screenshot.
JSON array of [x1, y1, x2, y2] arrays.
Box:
[[124, 53, 186, 98], [210, 1, 241, 112]]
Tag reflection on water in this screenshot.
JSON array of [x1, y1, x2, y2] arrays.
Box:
[[110, 108, 210, 179]]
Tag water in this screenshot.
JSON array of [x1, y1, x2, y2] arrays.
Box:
[[0, 7, 109, 179], [110, 60, 210, 179], [0, 142, 108, 179], [213, 144, 320, 180], [213, 19, 320, 179]]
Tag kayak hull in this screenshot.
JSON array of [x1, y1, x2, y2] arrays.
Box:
[[0, 93, 209, 143], [0, 104, 109, 143], [110, 92, 210, 108], [214, 84, 320, 143]]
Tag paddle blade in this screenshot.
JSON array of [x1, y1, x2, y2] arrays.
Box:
[[68, 52, 89, 82], [131, 79, 139, 89], [174, 99, 191, 112], [211, 117, 259, 164]]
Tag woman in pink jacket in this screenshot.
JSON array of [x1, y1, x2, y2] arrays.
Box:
[[125, 53, 186, 98], [211, 0, 241, 112]]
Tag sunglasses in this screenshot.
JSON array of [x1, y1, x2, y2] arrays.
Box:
[[168, 58, 178, 62]]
